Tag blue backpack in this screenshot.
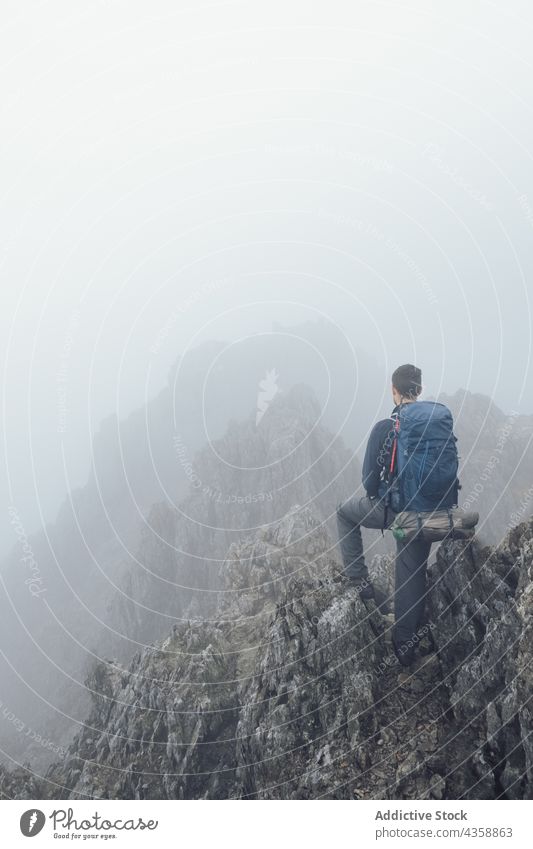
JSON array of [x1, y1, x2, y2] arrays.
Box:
[[390, 401, 459, 513]]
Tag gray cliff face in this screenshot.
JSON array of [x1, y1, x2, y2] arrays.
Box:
[[43, 509, 390, 800], [426, 522, 533, 799], [0, 382, 360, 769], [7, 513, 529, 801]]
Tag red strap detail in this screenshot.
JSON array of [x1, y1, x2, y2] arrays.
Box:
[[389, 417, 400, 476]]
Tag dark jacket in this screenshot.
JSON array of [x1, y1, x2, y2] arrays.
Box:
[[362, 407, 400, 498]]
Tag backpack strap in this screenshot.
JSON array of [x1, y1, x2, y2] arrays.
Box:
[[382, 412, 401, 532]]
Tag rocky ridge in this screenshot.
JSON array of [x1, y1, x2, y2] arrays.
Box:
[[2, 511, 531, 800], [0, 383, 361, 769]]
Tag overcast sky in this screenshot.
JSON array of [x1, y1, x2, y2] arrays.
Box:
[[2, 0, 533, 549]]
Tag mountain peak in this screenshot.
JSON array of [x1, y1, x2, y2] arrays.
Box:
[[17, 511, 532, 801]]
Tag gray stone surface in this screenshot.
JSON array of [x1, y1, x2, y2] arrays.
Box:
[[3, 512, 530, 800]]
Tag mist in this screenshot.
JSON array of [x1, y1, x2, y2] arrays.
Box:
[[3, 2, 533, 807], [1, 0, 532, 548]]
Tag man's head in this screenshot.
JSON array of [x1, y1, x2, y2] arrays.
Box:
[[392, 364, 422, 405]]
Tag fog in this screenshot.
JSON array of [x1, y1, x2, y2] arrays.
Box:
[[1, 0, 533, 553]]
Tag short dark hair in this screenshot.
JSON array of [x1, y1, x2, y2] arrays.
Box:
[[392, 364, 422, 399]]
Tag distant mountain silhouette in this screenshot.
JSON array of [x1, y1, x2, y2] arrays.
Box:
[[1, 321, 531, 772]]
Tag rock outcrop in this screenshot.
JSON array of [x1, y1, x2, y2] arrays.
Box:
[[3, 511, 530, 801], [0, 383, 361, 769], [426, 521, 533, 798]]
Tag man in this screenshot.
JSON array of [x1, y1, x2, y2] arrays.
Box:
[[336, 364, 433, 667]]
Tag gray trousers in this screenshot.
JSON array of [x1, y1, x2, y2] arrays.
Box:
[[336, 495, 432, 655]]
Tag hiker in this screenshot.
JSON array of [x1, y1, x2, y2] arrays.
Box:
[[336, 364, 461, 667]]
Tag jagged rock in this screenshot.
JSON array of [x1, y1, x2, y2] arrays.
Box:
[[3, 513, 533, 800], [45, 508, 389, 800], [427, 519, 533, 799], [0, 764, 43, 800], [0, 382, 362, 770]]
